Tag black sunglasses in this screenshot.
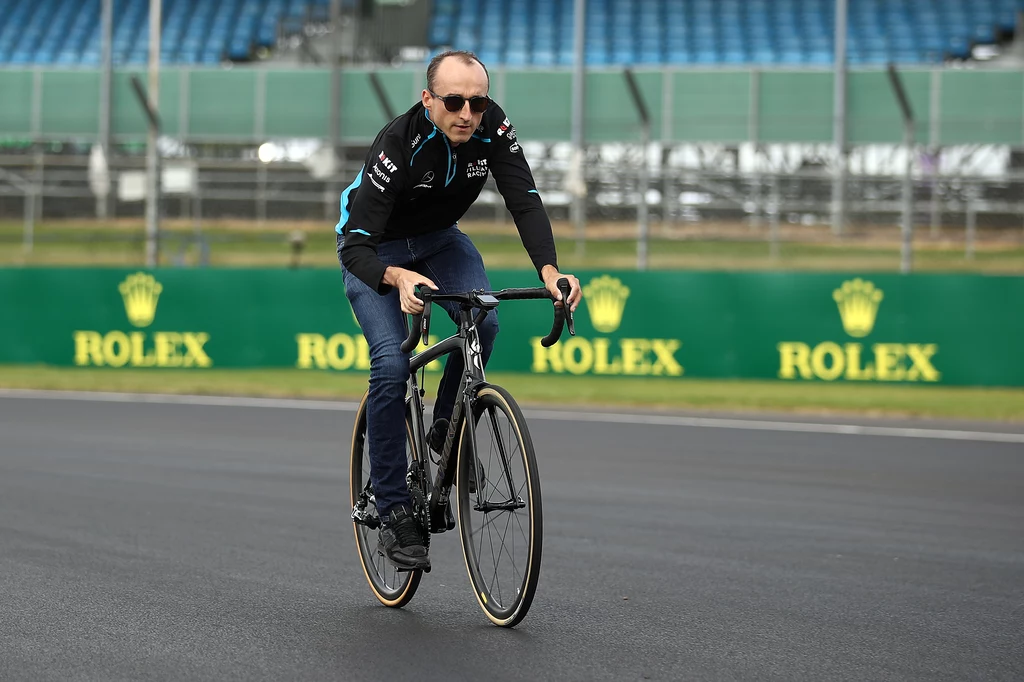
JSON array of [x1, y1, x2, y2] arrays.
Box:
[[429, 90, 491, 114]]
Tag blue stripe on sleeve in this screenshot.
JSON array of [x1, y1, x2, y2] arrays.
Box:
[[335, 165, 365, 234]]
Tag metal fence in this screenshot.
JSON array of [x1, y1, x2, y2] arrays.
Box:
[[2, 144, 1020, 263]]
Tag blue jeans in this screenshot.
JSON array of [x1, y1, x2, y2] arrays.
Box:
[[337, 227, 499, 521]]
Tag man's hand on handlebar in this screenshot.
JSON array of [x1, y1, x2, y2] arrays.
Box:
[[540, 265, 582, 312], [383, 266, 437, 314]]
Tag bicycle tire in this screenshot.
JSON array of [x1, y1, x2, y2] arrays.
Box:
[[350, 391, 423, 608], [456, 384, 543, 627]]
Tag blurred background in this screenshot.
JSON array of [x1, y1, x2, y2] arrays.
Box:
[[1, 0, 1023, 273]]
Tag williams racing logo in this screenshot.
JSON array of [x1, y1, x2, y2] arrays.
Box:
[[530, 275, 682, 376], [466, 159, 488, 179], [73, 272, 213, 368], [777, 278, 939, 382]]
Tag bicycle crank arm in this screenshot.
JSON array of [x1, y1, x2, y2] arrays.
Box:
[[428, 492, 457, 533]]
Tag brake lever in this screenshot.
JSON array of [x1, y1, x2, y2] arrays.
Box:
[[556, 278, 575, 337], [417, 286, 432, 346]]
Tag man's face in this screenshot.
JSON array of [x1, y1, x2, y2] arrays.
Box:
[[422, 57, 489, 146]]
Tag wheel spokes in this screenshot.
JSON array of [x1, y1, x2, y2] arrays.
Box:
[[357, 422, 415, 595], [467, 403, 531, 611]]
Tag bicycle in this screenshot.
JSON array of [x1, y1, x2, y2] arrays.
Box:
[[348, 277, 575, 627]]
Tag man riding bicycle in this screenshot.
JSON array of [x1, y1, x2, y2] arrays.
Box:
[[336, 50, 582, 572]]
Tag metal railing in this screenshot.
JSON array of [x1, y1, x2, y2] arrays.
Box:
[[2, 148, 1022, 266]]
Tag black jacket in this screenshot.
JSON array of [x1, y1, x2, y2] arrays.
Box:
[[336, 101, 558, 294]]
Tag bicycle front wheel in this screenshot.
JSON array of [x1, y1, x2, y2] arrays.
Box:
[[456, 384, 543, 627], [350, 391, 422, 608]]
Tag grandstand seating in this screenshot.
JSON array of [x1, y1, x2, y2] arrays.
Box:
[[0, 0, 1020, 67], [431, 0, 1024, 66], [0, 0, 327, 65]]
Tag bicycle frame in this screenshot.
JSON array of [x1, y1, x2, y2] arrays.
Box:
[[355, 278, 569, 536], [406, 304, 489, 533]]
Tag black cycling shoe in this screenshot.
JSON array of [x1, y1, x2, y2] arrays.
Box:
[[377, 505, 430, 572]]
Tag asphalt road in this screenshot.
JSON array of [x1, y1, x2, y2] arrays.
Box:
[[1, 392, 1022, 682]]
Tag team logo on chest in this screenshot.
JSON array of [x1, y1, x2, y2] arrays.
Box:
[[466, 158, 488, 179], [415, 171, 434, 189]]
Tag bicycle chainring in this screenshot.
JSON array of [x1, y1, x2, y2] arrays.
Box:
[[407, 471, 430, 550]]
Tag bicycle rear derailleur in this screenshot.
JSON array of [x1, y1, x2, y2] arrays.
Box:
[[351, 486, 381, 530]]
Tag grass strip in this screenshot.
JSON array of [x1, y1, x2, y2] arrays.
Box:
[[2, 365, 1023, 422], [3, 221, 1022, 272]]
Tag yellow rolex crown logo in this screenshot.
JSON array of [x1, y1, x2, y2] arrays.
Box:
[[833, 277, 883, 338], [583, 275, 630, 333], [119, 272, 163, 328]]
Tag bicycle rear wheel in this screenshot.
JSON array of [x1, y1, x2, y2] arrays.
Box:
[[350, 392, 422, 607], [456, 384, 543, 627]]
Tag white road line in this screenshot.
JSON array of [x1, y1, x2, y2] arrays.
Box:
[[1, 388, 1023, 444], [524, 409, 1024, 444]]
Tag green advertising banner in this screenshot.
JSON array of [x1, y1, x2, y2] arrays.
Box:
[[1, 268, 1022, 386]]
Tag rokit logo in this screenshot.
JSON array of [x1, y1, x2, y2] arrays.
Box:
[[369, 150, 396, 191], [377, 151, 398, 173], [466, 159, 488, 179], [497, 117, 517, 141]]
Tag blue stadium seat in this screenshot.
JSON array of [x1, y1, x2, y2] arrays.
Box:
[[806, 50, 832, 64], [532, 49, 556, 66], [2, 0, 1023, 67], [476, 47, 500, 65], [434, 0, 960, 67], [504, 48, 528, 66]]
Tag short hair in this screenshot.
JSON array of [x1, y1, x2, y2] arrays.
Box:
[[426, 50, 490, 93]]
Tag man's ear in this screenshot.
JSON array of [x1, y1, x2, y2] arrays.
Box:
[[421, 89, 431, 110]]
